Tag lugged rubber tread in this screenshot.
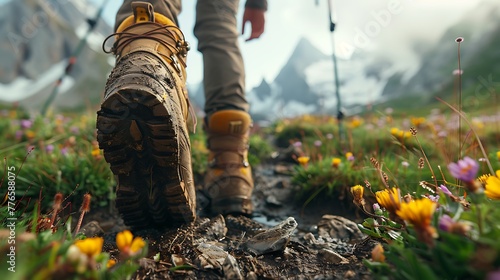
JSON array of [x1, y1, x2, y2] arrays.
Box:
[[96, 51, 196, 229]]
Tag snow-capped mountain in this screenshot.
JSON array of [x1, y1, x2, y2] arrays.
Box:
[[245, 38, 393, 121], [244, 0, 500, 121], [0, 0, 112, 110]]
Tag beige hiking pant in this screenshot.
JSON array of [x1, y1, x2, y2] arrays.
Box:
[[116, 0, 249, 114]]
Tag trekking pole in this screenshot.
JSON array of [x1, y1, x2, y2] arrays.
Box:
[[41, 0, 109, 116], [316, 0, 344, 152]]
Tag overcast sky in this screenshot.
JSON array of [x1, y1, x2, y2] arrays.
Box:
[[94, 0, 485, 90]]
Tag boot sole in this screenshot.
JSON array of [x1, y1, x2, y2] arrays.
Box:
[[96, 52, 195, 229]]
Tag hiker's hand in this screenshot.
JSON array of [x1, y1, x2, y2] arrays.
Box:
[[241, 8, 265, 41]]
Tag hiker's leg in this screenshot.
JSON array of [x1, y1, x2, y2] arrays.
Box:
[[194, 0, 248, 114], [194, 0, 253, 215]]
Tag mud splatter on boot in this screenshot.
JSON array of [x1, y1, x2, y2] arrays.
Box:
[[96, 2, 195, 229]]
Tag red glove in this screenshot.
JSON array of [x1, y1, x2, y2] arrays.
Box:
[[241, 7, 266, 41]]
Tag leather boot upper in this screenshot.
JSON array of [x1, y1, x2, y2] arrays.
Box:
[[204, 110, 254, 213]]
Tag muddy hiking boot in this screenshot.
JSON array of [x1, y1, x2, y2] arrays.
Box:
[[96, 2, 196, 229], [204, 110, 254, 215]]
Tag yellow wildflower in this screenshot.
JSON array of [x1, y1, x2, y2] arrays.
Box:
[[25, 130, 35, 139], [74, 237, 103, 258], [371, 243, 385, 262], [116, 230, 146, 256], [396, 198, 437, 226], [274, 123, 284, 133], [107, 259, 116, 268], [91, 148, 101, 159], [297, 156, 310, 167], [55, 117, 63, 127], [390, 127, 399, 137], [331, 157, 341, 168], [410, 117, 426, 127], [375, 187, 401, 215], [350, 185, 365, 206], [80, 115, 88, 126], [485, 170, 500, 200], [471, 119, 484, 130], [396, 198, 437, 245], [477, 174, 491, 184], [397, 130, 404, 139], [390, 127, 411, 140], [345, 152, 354, 160], [348, 117, 362, 128], [301, 114, 314, 123], [497, 151, 500, 161], [68, 136, 76, 145]]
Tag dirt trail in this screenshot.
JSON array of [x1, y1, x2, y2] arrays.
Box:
[[80, 164, 375, 279]]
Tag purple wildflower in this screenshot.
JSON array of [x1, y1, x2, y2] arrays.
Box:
[[20, 119, 32, 129], [438, 185, 453, 197], [401, 161, 409, 168], [373, 203, 383, 215], [15, 130, 23, 140], [326, 133, 333, 140], [293, 141, 302, 148], [438, 215, 454, 232], [426, 194, 440, 203], [447, 157, 479, 182], [46, 144, 54, 153], [487, 270, 500, 280], [61, 147, 69, 156], [70, 126, 80, 134], [314, 140, 322, 147], [437, 131, 448, 138], [346, 152, 355, 161]]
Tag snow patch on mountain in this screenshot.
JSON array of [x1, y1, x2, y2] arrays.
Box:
[[0, 61, 75, 102]]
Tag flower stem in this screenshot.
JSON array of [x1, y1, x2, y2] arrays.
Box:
[[476, 204, 483, 235]]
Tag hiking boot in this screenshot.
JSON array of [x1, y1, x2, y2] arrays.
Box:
[[204, 110, 254, 215], [96, 2, 196, 228]]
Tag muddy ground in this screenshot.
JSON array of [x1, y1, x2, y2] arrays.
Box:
[[80, 163, 376, 279]]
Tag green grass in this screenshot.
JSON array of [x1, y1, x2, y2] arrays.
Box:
[[0, 110, 115, 211]]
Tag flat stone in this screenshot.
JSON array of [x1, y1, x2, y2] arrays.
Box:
[[274, 164, 294, 175], [78, 220, 104, 237], [171, 253, 188, 267], [196, 243, 228, 269], [199, 214, 227, 241], [223, 254, 243, 280], [246, 271, 258, 280], [317, 215, 365, 241], [265, 194, 282, 206], [319, 249, 350, 264]]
